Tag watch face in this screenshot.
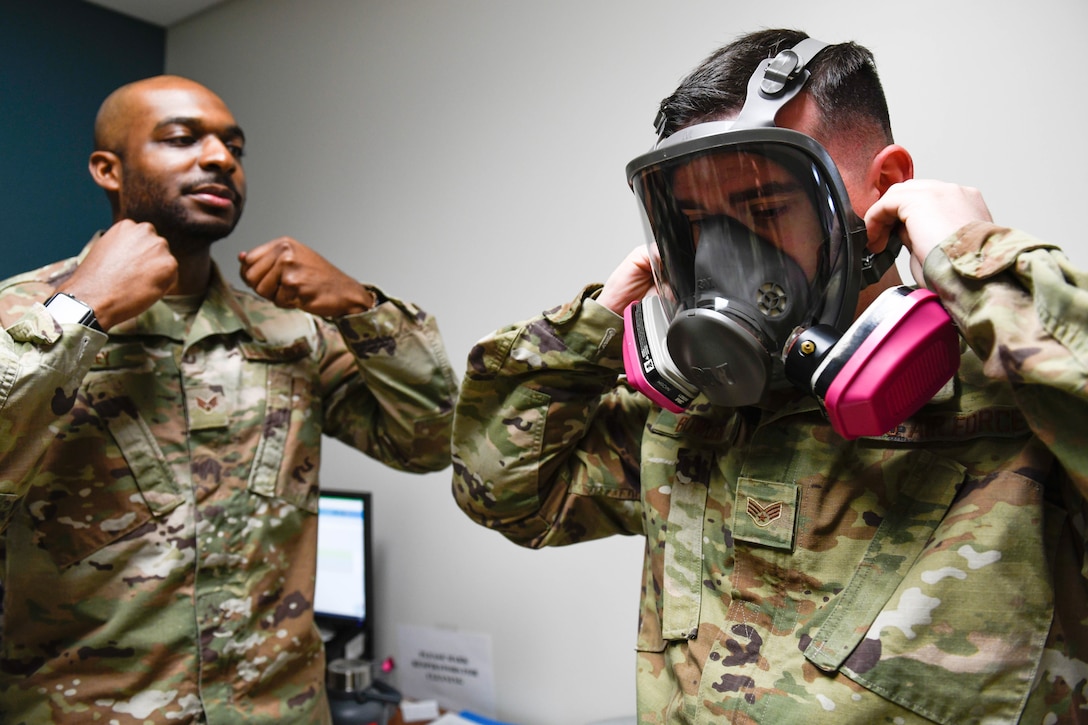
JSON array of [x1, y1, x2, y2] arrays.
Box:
[[45, 293, 100, 330]]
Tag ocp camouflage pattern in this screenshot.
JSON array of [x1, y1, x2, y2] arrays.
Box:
[[0, 240, 457, 724], [452, 222, 1088, 724]]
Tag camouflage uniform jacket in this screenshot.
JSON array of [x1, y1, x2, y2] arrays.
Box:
[[0, 241, 457, 724], [452, 221, 1088, 724]]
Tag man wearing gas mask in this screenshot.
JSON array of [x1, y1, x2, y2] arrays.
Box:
[[452, 28, 1088, 725]]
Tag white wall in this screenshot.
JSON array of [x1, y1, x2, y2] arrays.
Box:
[[165, 1, 1088, 722]]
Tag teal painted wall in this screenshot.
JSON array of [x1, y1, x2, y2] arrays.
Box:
[[1, 0, 164, 278]]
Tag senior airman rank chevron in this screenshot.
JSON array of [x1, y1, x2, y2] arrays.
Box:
[[746, 497, 784, 527]]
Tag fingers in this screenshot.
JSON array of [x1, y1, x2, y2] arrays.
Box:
[[598, 246, 655, 315], [239, 237, 307, 305], [238, 237, 368, 316], [863, 194, 903, 253], [865, 180, 993, 272]]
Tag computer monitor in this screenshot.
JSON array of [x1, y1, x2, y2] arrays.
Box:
[[314, 489, 373, 661]]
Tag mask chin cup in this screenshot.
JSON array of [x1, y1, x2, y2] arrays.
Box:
[[784, 286, 961, 440]]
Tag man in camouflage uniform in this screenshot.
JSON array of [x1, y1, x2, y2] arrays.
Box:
[[0, 76, 457, 723], [452, 29, 1088, 724]]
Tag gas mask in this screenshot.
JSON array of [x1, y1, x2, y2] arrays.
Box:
[[621, 37, 960, 439]]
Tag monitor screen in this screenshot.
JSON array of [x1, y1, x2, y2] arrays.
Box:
[[314, 490, 373, 633]]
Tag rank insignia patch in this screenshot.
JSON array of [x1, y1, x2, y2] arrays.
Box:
[[734, 478, 799, 550]]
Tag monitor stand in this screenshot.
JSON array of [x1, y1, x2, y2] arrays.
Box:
[[319, 619, 369, 662]]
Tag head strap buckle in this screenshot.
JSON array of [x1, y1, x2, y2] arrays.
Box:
[[761, 49, 802, 95]]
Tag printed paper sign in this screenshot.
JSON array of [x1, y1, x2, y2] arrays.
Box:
[[395, 624, 497, 716]]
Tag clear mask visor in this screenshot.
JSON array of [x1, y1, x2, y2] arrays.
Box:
[[628, 131, 859, 356]]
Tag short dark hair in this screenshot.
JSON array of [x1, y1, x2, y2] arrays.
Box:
[[655, 28, 893, 148]]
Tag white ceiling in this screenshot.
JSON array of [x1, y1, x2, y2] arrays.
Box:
[[83, 0, 232, 27]]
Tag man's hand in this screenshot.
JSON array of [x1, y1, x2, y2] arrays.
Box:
[[238, 237, 376, 317], [865, 179, 993, 284], [597, 246, 656, 315], [58, 219, 178, 330]]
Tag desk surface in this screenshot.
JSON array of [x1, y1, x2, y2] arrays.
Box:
[[388, 705, 446, 725]]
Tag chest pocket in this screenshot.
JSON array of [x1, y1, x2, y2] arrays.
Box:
[[31, 347, 187, 570], [803, 451, 965, 669], [806, 456, 1054, 725], [241, 338, 322, 514]]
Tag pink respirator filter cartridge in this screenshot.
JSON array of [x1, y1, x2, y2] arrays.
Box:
[[819, 287, 960, 440]]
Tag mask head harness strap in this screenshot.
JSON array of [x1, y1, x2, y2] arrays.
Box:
[[731, 37, 830, 130], [653, 37, 831, 139]]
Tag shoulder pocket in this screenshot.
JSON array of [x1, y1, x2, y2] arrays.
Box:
[[639, 409, 726, 648]]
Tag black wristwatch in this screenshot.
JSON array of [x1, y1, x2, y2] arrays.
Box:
[[44, 292, 103, 332]]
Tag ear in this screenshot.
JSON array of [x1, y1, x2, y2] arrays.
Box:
[[868, 143, 913, 196], [859, 145, 913, 257], [89, 150, 122, 193]]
